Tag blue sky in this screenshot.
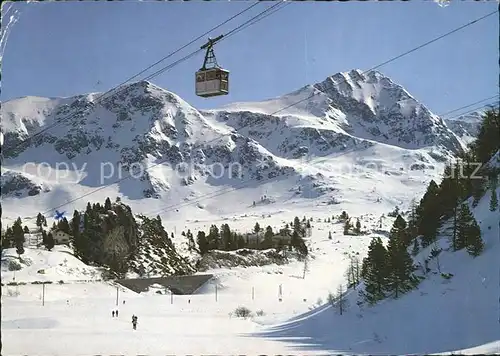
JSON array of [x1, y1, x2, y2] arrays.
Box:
[[1, 1, 498, 116]]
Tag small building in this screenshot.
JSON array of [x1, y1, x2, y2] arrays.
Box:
[[52, 230, 71, 245]]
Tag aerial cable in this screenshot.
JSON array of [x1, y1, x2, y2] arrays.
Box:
[[444, 100, 499, 121], [42, 7, 496, 216], [138, 1, 289, 83], [4, 1, 263, 153], [39, 2, 290, 216], [268, 9, 498, 117], [438, 95, 499, 118]]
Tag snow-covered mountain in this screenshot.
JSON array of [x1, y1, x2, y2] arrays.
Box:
[[1, 69, 465, 223], [444, 111, 484, 146]]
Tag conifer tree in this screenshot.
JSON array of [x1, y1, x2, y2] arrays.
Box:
[[386, 217, 416, 298], [105, 197, 112, 210], [343, 219, 352, 235], [355, 219, 361, 235], [416, 180, 441, 247], [36, 213, 45, 231], [362, 237, 388, 304], [12, 218, 25, 258], [197, 231, 208, 254], [293, 216, 304, 236], [490, 187, 498, 212], [254, 222, 261, 234], [263, 226, 274, 249], [46, 232, 55, 251], [411, 238, 419, 256], [465, 219, 484, 257], [2, 227, 14, 249], [457, 203, 475, 250], [221, 224, 231, 250], [186, 229, 195, 251], [57, 218, 71, 234], [472, 108, 500, 164], [42, 230, 48, 248]]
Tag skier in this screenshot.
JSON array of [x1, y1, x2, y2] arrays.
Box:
[[115, 309, 119, 317], [112, 310, 115, 317], [132, 315, 137, 330]]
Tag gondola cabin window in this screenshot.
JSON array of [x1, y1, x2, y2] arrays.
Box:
[[195, 68, 229, 98]]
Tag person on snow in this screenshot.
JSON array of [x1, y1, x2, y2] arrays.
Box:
[[112, 310, 115, 317], [132, 315, 138, 330]]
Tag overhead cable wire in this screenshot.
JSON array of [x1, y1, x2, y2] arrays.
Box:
[[5, 1, 263, 152], [40, 1, 290, 216]]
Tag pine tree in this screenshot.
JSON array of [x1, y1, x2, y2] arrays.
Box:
[[23, 226, 30, 234], [340, 211, 349, 222], [490, 187, 498, 212], [343, 219, 351, 235], [254, 222, 261, 234], [12, 218, 25, 258], [457, 203, 475, 250], [221, 224, 231, 251], [57, 218, 71, 234], [411, 238, 419, 256], [362, 237, 388, 304], [263, 226, 274, 249], [105, 197, 112, 210], [197, 231, 208, 254], [290, 230, 300, 250], [386, 217, 416, 298], [186, 229, 195, 251], [36, 213, 44, 231], [293, 216, 304, 236], [2, 227, 14, 249], [417, 180, 441, 248], [472, 108, 500, 164], [355, 219, 361, 235], [46, 232, 55, 251], [208, 224, 219, 250], [465, 219, 484, 257], [42, 230, 48, 248]]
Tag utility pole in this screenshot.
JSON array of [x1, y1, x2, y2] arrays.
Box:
[[116, 286, 119, 306], [42, 283, 45, 306], [252, 287, 254, 301], [170, 291, 173, 305], [215, 284, 218, 302]]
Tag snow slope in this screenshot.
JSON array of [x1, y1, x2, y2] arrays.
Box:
[[1, 69, 464, 227], [2, 187, 498, 354], [252, 189, 500, 355]]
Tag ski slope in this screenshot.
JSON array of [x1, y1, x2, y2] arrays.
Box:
[[2, 187, 498, 355]]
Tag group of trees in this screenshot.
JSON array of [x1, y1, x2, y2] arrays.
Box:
[[1, 216, 55, 257], [194, 216, 309, 258], [361, 216, 419, 304], [338, 211, 362, 235], [357, 108, 499, 306]]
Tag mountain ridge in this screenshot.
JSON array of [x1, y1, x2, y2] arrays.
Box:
[[1, 69, 472, 222]]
